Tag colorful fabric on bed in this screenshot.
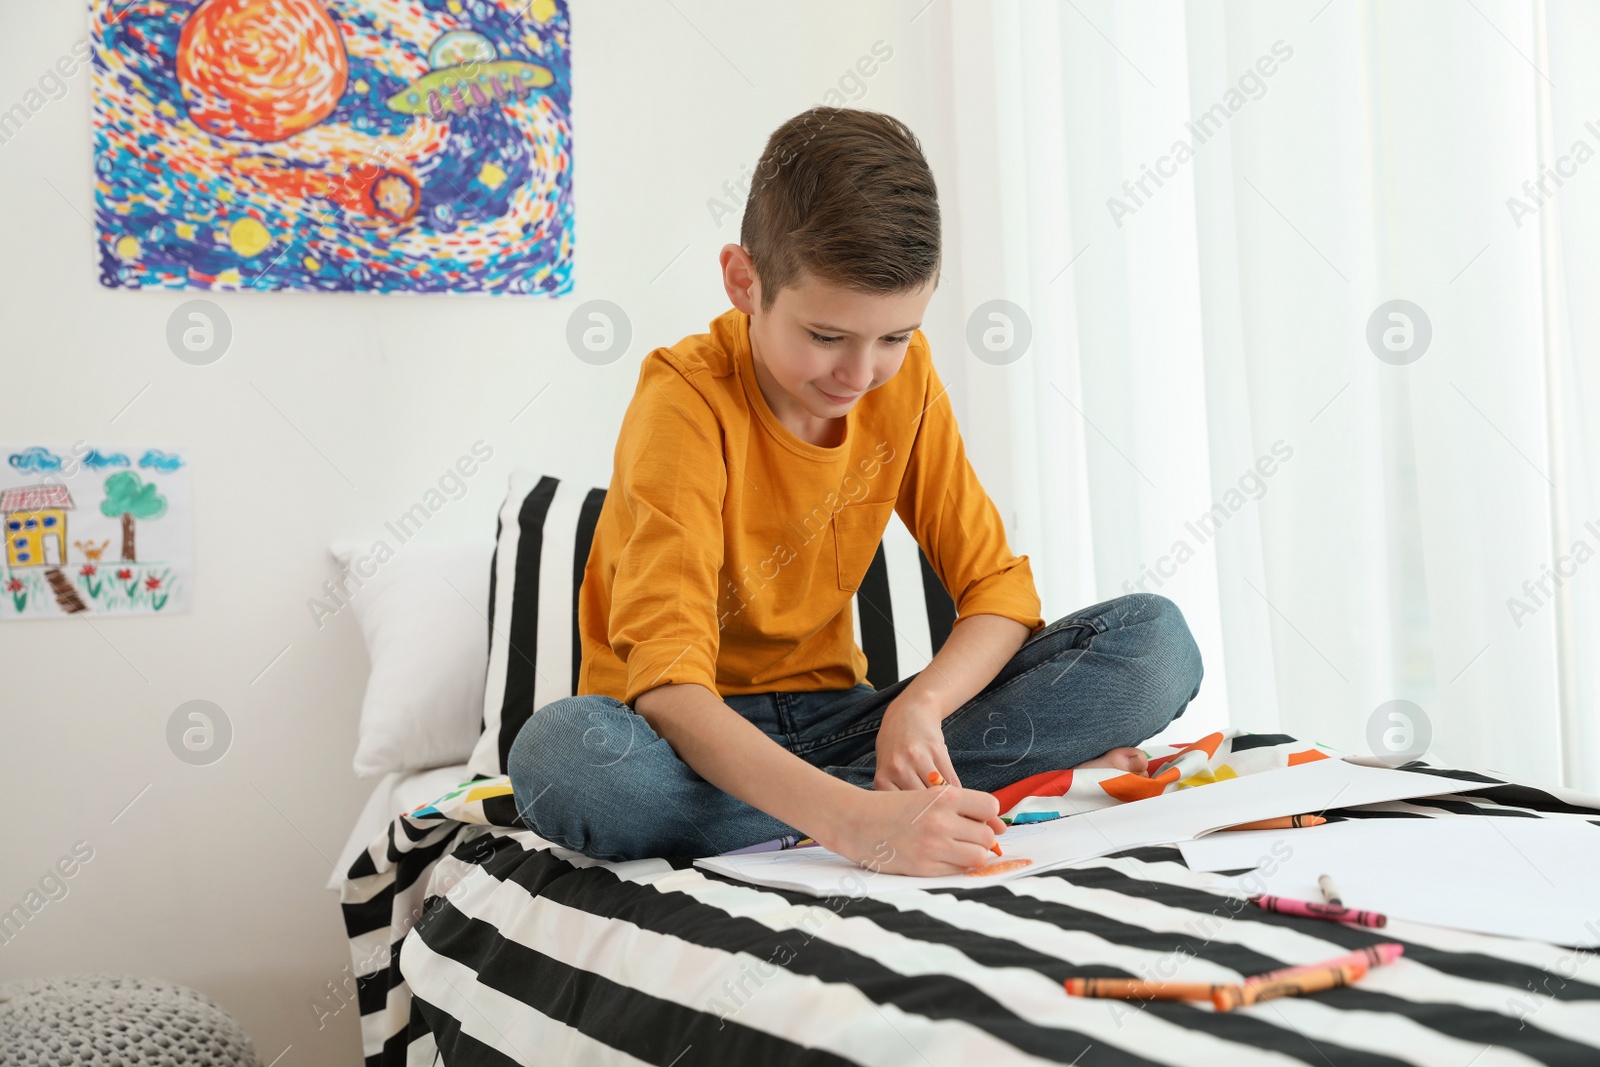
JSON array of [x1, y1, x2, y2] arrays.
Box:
[[338, 736, 1600, 1065], [992, 730, 1334, 821]]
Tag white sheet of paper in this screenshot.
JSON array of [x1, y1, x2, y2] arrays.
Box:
[[1179, 823, 1345, 872], [1185, 817, 1600, 946], [695, 758, 1483, 896]]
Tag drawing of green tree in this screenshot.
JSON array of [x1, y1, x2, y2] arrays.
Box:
[[100, 471, 168, 562]]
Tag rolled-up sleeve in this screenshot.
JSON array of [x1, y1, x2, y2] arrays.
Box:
[[895, 358, 1046, 635], [610, 360, 727, 705]]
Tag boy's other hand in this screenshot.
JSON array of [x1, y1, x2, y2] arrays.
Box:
[[820, 786, 1006, 877], [873, 698, 960, 790]]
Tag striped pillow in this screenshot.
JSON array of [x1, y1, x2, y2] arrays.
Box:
[[467, 469, 959, 777]]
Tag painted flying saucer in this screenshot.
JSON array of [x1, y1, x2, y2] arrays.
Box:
[[387, 30, 553, 119]]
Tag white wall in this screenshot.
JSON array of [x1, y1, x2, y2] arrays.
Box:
[[0, 2, 979, 1061]]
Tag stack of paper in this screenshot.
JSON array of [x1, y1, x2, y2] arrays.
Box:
[[695, 758, 1483, 897]]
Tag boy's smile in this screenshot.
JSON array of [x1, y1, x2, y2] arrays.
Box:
[[721, 243, 935, 448]]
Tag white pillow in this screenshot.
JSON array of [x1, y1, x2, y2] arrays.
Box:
[[332, 539, 494, 777]]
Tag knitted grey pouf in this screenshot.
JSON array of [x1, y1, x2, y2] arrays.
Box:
[[0, 975, 259, 1067]]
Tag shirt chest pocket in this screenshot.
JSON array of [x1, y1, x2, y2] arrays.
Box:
[[833, 500, 898, 592]]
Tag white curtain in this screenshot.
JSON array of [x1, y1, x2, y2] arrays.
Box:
[[934, 0, 1600, 790]]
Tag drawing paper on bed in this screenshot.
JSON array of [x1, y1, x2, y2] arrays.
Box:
[[1181, 817, 1600, 946], [695, 758, 1482, 895]]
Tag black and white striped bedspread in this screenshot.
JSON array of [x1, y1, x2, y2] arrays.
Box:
[[342, 770, 1600, 1066]]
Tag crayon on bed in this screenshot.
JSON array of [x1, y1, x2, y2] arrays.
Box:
[[1249, 943, 1403, 984], [720, 835, 804, 855], [1220, 814, 1327, 831], [1064, 977, 1236, 1001], [1318, 873, 1343, 905], [927, 771, 1003, 856], [1249, 894, 1387, 928], [1212, 962, 1368, 1012], [1007, 811, 1063, 825]]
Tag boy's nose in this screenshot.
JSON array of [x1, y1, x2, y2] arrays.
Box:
[[833, 357, 874, 393]]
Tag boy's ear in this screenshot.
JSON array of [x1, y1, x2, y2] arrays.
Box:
[[720, 243, 760, 315]]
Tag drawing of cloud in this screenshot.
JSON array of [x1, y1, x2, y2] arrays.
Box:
[[81, 448, 131, 470], [8, 447, 64, 473], [138, 449, 185, 473]]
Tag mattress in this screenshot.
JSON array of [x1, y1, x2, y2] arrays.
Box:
[[337, 751, 1600, 1066]]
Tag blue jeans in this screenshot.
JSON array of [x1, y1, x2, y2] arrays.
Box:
[[507, 593, 1203, 861]]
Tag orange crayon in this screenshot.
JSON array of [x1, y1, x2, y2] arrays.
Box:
[[1213, 962, 1368, 1012], [1064, 977, 1235, 1001], [1249, 943, 1403, 984], [1220, 814, 1327, 832]]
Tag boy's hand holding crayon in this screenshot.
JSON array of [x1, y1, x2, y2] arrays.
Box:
[[815, 779, 1007, 877], [803, 697, 1010, 877]]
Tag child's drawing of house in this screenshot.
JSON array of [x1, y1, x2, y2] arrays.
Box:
[[3, 485, 74, 567]]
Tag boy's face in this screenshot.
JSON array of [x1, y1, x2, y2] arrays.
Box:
[[721, 244, 934, 427]]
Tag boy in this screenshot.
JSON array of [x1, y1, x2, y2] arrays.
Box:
[[510, 108, 1203, 876]]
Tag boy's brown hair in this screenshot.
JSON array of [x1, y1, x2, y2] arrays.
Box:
[[741, 108, 940, 311]]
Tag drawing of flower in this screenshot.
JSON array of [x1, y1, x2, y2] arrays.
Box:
[[147, 572, 169, 612], [79, 564, 103, 599], [5, 577, 25, 613], [116, 567, 137, 596]]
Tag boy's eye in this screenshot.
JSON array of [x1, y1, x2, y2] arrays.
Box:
[[807, 331, 911, 345]]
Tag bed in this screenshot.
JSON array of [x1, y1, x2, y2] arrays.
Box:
[[331, 472, 1600, 1064], [336, 762, 1600, 1065]]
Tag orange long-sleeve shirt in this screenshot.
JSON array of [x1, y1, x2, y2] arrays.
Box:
[[578, 307, 1045, 705]]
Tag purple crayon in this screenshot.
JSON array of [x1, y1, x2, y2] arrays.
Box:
[[719, 835, 811, 856]]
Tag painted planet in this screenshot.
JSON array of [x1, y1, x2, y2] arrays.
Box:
[[366, 170, 420, 223], [177, 0, 349, 143], [228, 216, 271, 256]]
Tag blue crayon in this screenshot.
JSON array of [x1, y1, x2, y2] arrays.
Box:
[[1009, 811, 1064, 825]]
